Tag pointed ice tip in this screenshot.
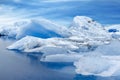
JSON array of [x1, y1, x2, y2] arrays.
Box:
[[74, 16, 92, 19], [71, 16, 102, 28], [73, 16, 95, 23]]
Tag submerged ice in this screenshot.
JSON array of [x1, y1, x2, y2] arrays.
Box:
[[1, 16, 120, 77]]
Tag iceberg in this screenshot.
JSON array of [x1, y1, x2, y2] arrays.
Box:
[[6, 16, 120, 77]]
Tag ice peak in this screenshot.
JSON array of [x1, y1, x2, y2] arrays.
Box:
[[72, 16, 102, 29], [69, 16, 110, 40]]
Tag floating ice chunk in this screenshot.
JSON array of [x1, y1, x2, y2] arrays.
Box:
[[7, 36, 79, 52], [74, 53, 120, 77], [74, 54, 111, 75]]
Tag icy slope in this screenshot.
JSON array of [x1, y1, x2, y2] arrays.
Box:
[[70, 16, 110, 40], [16, 19, 71, 39]]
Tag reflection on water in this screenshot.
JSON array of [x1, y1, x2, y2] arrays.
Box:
[[0, 38, 120, 80]]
